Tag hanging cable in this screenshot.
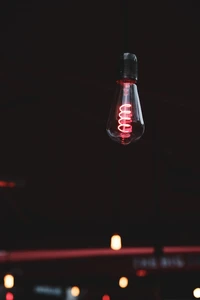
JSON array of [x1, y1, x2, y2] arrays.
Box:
[[109, 0, 131, 242], [121, 0, 129, 53]]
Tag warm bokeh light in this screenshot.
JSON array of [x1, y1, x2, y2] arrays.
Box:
[[4, 274, 14, 289], [71, 286, 80, 297], [110, 234, 122, 250], [102, 294, 110, 300], [6, 292, 14, 300], [193, 288, 200, 298], [119, 276, 128, 288], [0, 181, 16, 188], [136, 269, 147, 277]]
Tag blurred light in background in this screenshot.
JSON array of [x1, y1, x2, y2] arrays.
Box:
[[119, 276, 128, 288], [71, 286, 80, 297], [0, 181, 16, 188], [34, 285, 62, 296], [136, 269, 147, 277], [0, 177, 25, 189], [6, 292, 14, 300], [4, 274, 14, 289], [193, 288, 200, 298], [102, 294, 110, 300], [110, 235, 122, 250]]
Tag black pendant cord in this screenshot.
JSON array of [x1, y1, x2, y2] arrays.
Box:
[[121, 0, 129, 53], [111, 0, 130, 237]]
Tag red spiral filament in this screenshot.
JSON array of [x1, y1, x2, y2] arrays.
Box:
[[118, 104, 132, 135]]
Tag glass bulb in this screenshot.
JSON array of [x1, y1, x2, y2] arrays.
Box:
[[110, 234, 122, 250], [193, 288, 200, 298], [119, 277, 128, 288], [106, 53, 144, 145], [4, 274, 14, 289], [71, 286, 80, 297]]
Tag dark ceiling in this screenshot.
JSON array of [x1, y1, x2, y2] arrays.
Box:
[[0, 0, 200, 250]]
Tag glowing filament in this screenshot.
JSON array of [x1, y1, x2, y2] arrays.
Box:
[[118, 104, 132, 133]]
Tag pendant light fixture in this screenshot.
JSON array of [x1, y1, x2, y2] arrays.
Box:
[[106, 1, 145, 145]]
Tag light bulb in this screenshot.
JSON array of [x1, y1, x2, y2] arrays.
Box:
[[119, 277, 128, 288], [4, 274, 14, 289], [193, 288, 200, 298], [110, 234, 122, 250], [106, 53, 144, 145], [71, 286, 80, 297]]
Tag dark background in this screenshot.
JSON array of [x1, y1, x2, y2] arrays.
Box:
[[0, 0, 200, 250]]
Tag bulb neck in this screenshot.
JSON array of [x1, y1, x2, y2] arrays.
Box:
[[118, 53, 138, 81]]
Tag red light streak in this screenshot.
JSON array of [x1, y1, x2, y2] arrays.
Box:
[[1, 246, 200, 263], [0, 247, 154, 262], [163, 246, 200, 253], [118, 104, 132, 134]]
